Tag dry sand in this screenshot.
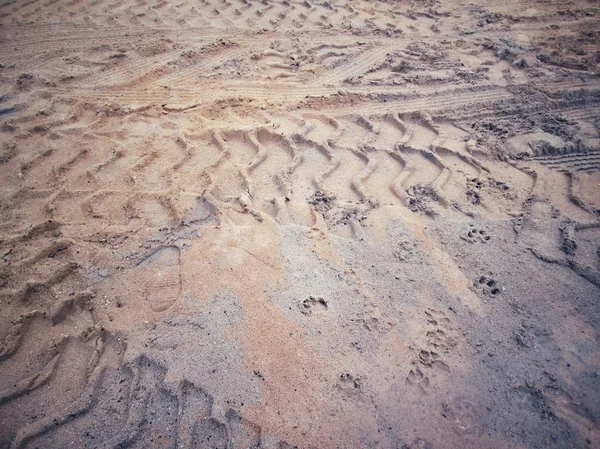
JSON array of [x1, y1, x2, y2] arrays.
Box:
[[0, 0, 599, 448]]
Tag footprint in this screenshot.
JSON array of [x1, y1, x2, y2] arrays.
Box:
[[513, 322, 553, 349], [472, 274, 502, 297], [426, 329, 458, 352], [418, 350, 450, 372], [442, 396, 478, 435], [424, 309, 457, 352], [137, 246, 182, 312], [461, 225, 491, 244], [406, 367, 430, 394], [393, 239, 425, 263], [424, 308, 452, 329], [300, 296, 328, 316], [466, 177, 483, 205], [336, 372, 364, 400]]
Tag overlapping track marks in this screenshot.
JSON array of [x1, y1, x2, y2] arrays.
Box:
[[515, 198, 600, 287], [2, 38, 533, 109], [0, 313, 271, 449], [512, 126, 600, 285], [0, 111, 217, 230], [251, 40, 348, 82], [251, 128, 297, 219], [0, 220, 98, 449], [1, 21, 535, 108], [531, 149, 600, 174], [296, 114, 343, 196], [254, 48, 300, 81], [1, 0, 198, 27], [0, 25, 249, 105], [350, 112, 489, 212], [187, 0, 385, 32], [0, 218, 83, 312], [251, 111, 496, 222], [2, 326, 114, 449], [183, 111, 512, 225], [0, 240, 79, 309], [354, 41, 485, 88], [4, 99, 584, 231], [327, 85, 516, 120], [521, 165, 597, 221], [0, 25, 134, 71], [0, 218, 268, 447], [307, 42, 363, 71], [517, 136, 600, 220], [0, 0, 409, 31], [207, 129, 266, 221], [314, 42, 391, 88], [60, 37, 246, 96], [449, 84, 600, 219]]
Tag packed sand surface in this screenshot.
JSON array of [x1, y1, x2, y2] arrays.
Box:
[[1, 0, 600, 448]]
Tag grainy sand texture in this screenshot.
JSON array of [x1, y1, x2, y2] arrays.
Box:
[[0, 0, 599, 448]]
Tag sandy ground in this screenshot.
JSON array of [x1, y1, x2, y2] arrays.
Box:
[[0, 0, 599, 448]]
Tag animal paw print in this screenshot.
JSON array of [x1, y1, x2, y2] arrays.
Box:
[[424, 309, 457, 352], [466, 178, 483, 205], [462, 225, 491, 244], [424, 309, 452, 329], [426, 329, 458, 352], [338, 372, 362, 389], [442, 396, 478, 435], [393, 240, 421, 262], [336, 372, 364, 401], [299, 296, 328, 316], [406, 367, 430, 394], [418, 350, 450, 372], [514, 321, 553, 349], [473, 274, 502, 297]]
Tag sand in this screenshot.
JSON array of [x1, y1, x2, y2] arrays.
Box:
[[0, 0, 599, 448]]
